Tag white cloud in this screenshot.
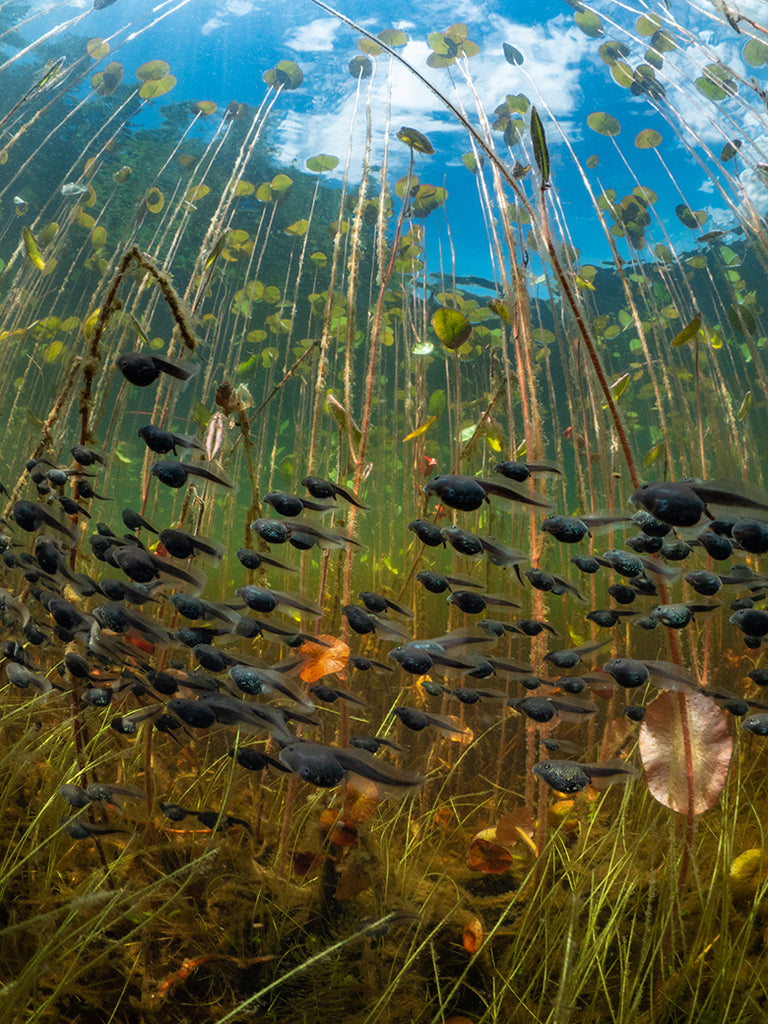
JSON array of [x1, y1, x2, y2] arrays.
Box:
[[286, 18, 343, 53]]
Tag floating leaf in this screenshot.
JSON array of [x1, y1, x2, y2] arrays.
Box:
[[378, 29, 408, 46], [349, 55, 373, 79], [192, 100, 216, 116], [530, 106, 549, 185], [284, 220, 309, 237], [233, 180, 255, 197], [91, 61, 122, 96], [396, 127, 434, 155], [90, 225, 107, 249], [639, 691, 732, 814], [503, 43, 524, 65], [139, 74, 176, 100], [676, 204, 706, 229], [671, 314, 701, 347], [185, 184, 210, 203], [461, 152, 483, 174], [635, 128, 661, 149], [432, 307, 472, 350], [264, 60, 303, 90], [587, 111, 621, 136], [136, 59, 169, 82], [144, 187, 164, 214], [306, 154, 339, 172], [87, 38, 110, 60], [637, 13, 662, 35], [402, 414, 438, 442], [113, 165, 132, 183], [586, 154, 599, 169], [358, 37, 382, 56], [575, 9, 604, 38], [721, 139, 741, 162], [744, 38, 768, 67]]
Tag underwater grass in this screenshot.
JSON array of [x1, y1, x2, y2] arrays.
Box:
[[4, 1, 768, 1022]]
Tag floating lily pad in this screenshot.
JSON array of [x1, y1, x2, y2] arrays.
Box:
[[587, 111, 621, 136], [233, 180, 255, 196], [185, 185, 210, 202], [307, 154, 339, 172], [378, 29, 407, 46], [636, 13, 661, 35], [721, 139, 741, 161], [676, 204, 706, 229], [87, 38, 110, 60], [744, 38, 768, 67], [358, 38, 383, 56], [136, 59, 169, 82], [396, 127, 434, 154], [599, 40, 630, 66], [461, 152, 483, 174], [586, 154, 599, 169], [349, 55, 372, 79], [574, 9, 603, 38], [140, 74, 176, 100], [264, 59, 303, 90], [144, 187, 164, 214], [502, 43, 524, 65], [113, 165, 132, 183], [192, 100, 216, 116], [285, 220, 309, 237], [91, 61, 122, 95], [635, 128, 661, 148], [90, 225, 107, 249]]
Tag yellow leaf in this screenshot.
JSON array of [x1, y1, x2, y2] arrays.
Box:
[[402, 414, 438, 442]]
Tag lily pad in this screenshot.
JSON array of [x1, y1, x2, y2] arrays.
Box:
[[432, 307, 472, 350], [587, 111, 621, 136], [264, 60, 304, 90]]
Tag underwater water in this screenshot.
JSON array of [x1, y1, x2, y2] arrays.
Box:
[[4, 0, 768, 1022]]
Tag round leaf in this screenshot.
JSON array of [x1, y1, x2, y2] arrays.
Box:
[[432, 307, 472, 350]]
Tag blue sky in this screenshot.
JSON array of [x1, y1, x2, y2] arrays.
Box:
[[17, 0, 768, 273]]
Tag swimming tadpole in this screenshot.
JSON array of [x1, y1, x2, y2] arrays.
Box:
[[423, 473, 553, 512], [278, 740, 424, 800], [533, 758, 640, 794], [116, 353, 198, 388], [151, 460, 235, 491], [301, 475, 370, 509], [138, 423, 205, 457]]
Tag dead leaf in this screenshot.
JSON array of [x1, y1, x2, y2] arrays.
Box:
[[463, 915, 483, 954], [639, 690, 732, 814], [334, 863, 371, 900], [299, 634, 350, 683], [468, 829, 513, 873]]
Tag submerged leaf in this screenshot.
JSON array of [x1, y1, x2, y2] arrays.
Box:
[[396, 127, 434, 155], [530, 107, 550, 185], [671, 314, 701, 347], [432, 308, 472, 350], [639, 690, 732, 814]]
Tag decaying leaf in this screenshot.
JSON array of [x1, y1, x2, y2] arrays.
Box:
[[639, 690, 732, 814], [468, 828, 513, 873], [463, 915, 483, 954]]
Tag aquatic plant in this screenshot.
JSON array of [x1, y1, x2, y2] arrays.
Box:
[[2, 0, 768, 1021]]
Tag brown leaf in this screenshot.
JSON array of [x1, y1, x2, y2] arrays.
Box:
[[334, 863, 371, 900], [468, 830, 513, 873], [462, 915, 483, 954], [497, 806, 536, 845], [639, 690, 732, 814], [292, 851, 323, 876]]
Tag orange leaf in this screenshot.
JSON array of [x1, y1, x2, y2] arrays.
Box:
[[468, 829, 513, 873], [299, 634, 350, 683], [463, 915, 484, 954]]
